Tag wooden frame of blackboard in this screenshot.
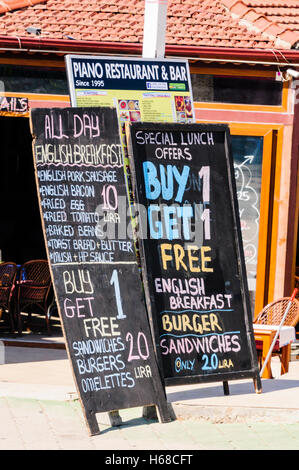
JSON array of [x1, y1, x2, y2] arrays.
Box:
[[29, 108, 173, 436], [127, 122, 262, 394]]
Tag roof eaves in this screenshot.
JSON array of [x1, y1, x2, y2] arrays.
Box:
[[1, 34, 299, 65]]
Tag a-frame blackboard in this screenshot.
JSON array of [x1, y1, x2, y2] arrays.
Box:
[[30, 107, 172, 435], [127, 122, 261, 393]]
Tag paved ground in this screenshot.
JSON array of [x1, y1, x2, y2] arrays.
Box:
[[2, 396, 299, 451], [1, 344, 299, 450]]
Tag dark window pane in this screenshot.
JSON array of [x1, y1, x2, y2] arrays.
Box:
[[214, 76, 282, 105], [0, 65, 68, 95], [191, 74, 282, 106], [191, 74, 214, 102]]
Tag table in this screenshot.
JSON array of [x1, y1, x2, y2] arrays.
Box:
[[253, 324, 296, 379]]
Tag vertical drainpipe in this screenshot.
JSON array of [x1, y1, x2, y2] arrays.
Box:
[[142, 0, 168, 58]]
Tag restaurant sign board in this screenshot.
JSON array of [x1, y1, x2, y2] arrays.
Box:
[[65, 54, 194, 163], [30, 107, 172, 435], [127, 122, 262, 393]]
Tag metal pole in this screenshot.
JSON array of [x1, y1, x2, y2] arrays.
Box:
[[142, 0, 168, 58], [260, 288, 298, 377]]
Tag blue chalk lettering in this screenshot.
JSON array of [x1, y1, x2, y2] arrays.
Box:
[[160, 165, 174, 201], [173, 165, 190, 203], [148, 205, 162, 239], [164, 206, 179, 240], [179, 205, 193, 240], [143, 161, 190, 203], [143, 161, 161, 200]]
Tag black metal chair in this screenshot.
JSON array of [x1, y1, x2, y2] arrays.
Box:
[[0, 262, 18, 333], [15, 260, 52, 335]]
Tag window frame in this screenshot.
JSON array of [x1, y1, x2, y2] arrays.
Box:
[[190, 66, 288, 113]]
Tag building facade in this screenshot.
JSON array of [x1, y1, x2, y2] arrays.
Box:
[[0, 0, 299, 320]]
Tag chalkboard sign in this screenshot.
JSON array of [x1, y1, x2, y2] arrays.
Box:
[[30, 108, 172, 435], [128, 122, 261, 392]]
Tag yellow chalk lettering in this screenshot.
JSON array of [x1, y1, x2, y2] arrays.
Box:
[[192, 314, 203, 334], [187, 245, 200, 272], [201, 314, 210, 332], [182, 314, 192, 331], [160, 244, 214, 273], [160, 243, 173, 270], [162, 314, 173, 332], [201, 246, 213, 272], [173, 244, 188, 271], [210, 313, 222, 332]]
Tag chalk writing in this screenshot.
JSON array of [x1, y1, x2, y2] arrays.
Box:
[[31, 107, 171, 433], [0, 96, 28, 113], [129, 122, 258, 386]]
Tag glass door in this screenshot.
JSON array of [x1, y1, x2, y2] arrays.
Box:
[[231, 135, 263, 312], [229, 125, 278, 317]]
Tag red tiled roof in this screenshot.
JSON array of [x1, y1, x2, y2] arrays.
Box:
[[222, 0, 299, 48], [0, 0, 297, 50]]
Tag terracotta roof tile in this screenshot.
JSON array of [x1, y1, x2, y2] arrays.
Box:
[[279, 28, 298, 43], [222, 0, 239, 7], [263, 23, 285, 36], [252, 15, 272, 30], [229, 1, 249, 16], [241, 9, 263, 22]]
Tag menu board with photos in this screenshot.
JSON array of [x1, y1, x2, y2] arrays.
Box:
[[128, 122, 261, 392], [65, 55, 194, 164], [30, 107, 172, 435]]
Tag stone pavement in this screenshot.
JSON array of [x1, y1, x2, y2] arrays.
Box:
[[1, 344, 299, 450]]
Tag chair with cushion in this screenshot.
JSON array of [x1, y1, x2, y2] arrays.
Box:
[[254, 297, 299, 376], [15, 260, 52, 335], [0, 262, 17, 333]]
